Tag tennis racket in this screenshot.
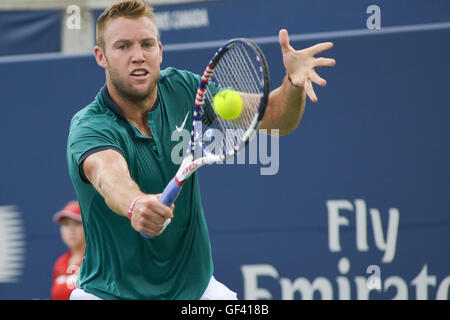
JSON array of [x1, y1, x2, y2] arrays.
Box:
[[141, 38, 270, 238]]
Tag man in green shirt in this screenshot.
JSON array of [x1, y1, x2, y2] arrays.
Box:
[[67, 0, 335, 300]]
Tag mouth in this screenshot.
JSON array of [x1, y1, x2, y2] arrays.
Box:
[[130, 69, 150, 79]]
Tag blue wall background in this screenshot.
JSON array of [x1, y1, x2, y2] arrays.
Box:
[[0, 0, 449, 299], [0, 10, 61, 56]]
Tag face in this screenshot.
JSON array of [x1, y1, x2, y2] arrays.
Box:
[[95, 16, 163, 103], [60, 218, 85, 250]]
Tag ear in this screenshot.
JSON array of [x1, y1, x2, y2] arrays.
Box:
[[94, 45, 107, 69], [158, 41, 163, 65]]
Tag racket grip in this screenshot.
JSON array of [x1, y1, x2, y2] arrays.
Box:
[[140, 178, 183, 239], [159, 177, 183, 207]]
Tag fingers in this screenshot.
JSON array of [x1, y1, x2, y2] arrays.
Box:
[[306, 42, 334, 56], [279, 29, 292, 54], [304, 80, 318, 103], [136, 216, 166, 237], [281, 37, 334, 103], [131, 195, 174, 236], [314, 57, 336, 67], [144, 196, 173, 219], [310, 69, 326, 87]]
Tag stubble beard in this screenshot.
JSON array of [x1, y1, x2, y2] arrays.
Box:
[[106, 58, 159, 105]]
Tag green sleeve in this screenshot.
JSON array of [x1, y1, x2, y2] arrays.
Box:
[[67, 116, 125, 182]]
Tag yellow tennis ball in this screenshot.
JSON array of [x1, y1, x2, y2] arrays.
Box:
[[213, 89, 243, 120]]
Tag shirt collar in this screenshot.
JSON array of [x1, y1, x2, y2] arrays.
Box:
[[100, 84, 127, 121], [100, 84, 160, 120]]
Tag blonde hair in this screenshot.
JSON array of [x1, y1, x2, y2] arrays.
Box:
[[96, 0, 158, 49]]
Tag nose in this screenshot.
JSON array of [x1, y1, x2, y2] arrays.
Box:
[[131, 45, 145, 64]]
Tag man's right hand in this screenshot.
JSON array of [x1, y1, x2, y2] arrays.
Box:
[[129, 194, 174, 237]]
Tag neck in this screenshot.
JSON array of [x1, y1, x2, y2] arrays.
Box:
[[107, 81, 157, 136], [70, 244, 85, 260]]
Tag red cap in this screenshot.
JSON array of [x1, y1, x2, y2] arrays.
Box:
[[53, 201, 82, 223]]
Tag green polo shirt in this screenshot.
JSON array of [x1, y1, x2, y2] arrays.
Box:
[[66, 67, 213, 299]]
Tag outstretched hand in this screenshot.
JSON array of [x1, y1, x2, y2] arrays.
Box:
[[279, 29, 336, 102]]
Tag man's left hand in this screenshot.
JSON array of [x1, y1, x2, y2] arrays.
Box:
[[279, 29, 336, 102]]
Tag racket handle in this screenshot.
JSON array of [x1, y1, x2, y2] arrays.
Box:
[[159, 177, 183, 207], [140, 178, 183, 239]]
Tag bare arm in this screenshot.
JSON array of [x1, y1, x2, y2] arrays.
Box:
[[261, 29, 336, 135], [261, 75, 306, 135], [82, 149, 173, 237]]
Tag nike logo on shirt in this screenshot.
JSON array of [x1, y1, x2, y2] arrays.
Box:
[[176, 112, 189, 133]]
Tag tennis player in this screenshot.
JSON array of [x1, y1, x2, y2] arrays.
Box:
[[67, 0, 335, 300]]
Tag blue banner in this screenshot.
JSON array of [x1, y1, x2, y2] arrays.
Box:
[[0, 10, 61, 56]]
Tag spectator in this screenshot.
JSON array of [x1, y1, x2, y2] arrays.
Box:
[[51, 201, 85, 300]]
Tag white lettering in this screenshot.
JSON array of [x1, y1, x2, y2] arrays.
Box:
[[248, 130, 258, 164], [436, 276, 450, 300], [354, 199, 369, 252], [170, 128, 190, 165], [336, 257, 351, 300], [354, 276, 375, 300], [181, 305, 215, 317], [258, 129, 279, 176], [366, 265, 382, 291], [366, 5, 381, 30], [369, 208, 399, 263], [383, 208, 399, 263], [384, 276, 408, 299], [155, 9, 209, 31], [326, 200, 352, 252], [66, 5, 81, 30], [411, 264, 436, 300], [170, 128, 280, 175], [241, 263, 449, 300], [327, 199, 400, 262], [225, 128, 246, 165], [241, 264, 279, 300], [280, 277, 333, 300]]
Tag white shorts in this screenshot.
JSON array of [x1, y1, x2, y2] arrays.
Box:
[[200, 276, 238, 300], [70, 276, 237, 300]]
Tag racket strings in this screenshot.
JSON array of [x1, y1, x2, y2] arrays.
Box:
[[223, 46, 260, 125], [202, 43, 264, 158]]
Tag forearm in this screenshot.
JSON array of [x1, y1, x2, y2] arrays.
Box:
[[83, 150, 173, 236], [83, 150, 143, 218], [93, 166, 142, 217], [261, 75, 306, 135]]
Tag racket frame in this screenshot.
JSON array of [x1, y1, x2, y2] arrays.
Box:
[[141, 38, 270, 238]]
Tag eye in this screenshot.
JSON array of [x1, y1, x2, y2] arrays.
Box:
[[118, 44, 127, 50], [143, 42, 153, 49]]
